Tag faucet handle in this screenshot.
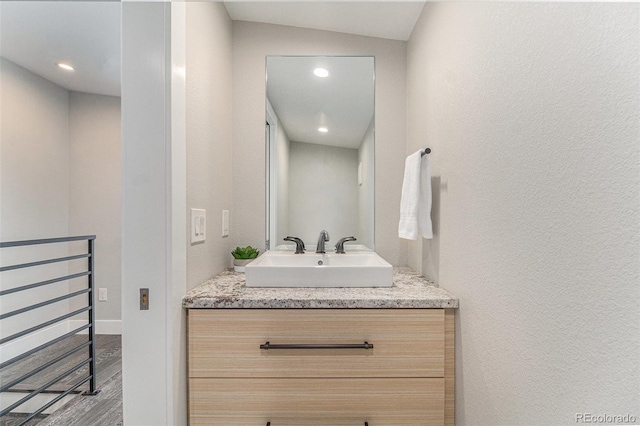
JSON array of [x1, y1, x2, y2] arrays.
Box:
[[335, 236, 357, 254], [283, 236, 305, 254]]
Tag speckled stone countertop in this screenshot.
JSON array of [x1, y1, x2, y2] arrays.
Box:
[[182, 267, 458, 309]]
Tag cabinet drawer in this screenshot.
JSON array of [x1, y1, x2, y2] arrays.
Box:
[[188, 309, 445, 378], [188, 377, 444, 426]]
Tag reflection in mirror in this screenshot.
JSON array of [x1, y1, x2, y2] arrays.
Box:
[[266, 56, 375, 252]]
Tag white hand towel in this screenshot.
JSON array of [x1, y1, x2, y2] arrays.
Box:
[[398, 150, 433, 240]]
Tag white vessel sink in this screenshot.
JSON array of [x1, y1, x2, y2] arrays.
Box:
[[245, 251, 393, 288]]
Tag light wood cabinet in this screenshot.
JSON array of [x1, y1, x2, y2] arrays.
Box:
[[187, 309, 455, 426]]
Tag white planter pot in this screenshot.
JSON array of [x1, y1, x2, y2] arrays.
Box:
[[233, 258, 253, 273]]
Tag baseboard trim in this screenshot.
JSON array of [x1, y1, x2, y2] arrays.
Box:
[[69, 319, 122, 335]]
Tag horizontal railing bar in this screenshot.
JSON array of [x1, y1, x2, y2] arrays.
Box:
[[0, 288, 91, 320], [0, 254, 91, 273], [2, 388, 84, 395], [0, 358, 91, 417], [15, 375, 91, 426], [0, 271, 91, 297], [0, 342, 91, 393], [0, 235, 96, 248], [0, 307, 91, 346], [0, 324, 91, 370]]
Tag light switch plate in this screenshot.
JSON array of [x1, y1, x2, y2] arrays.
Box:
[[98, 288, 107, 301], [222, 210, 229, 237], [190, 208, 206, 243]]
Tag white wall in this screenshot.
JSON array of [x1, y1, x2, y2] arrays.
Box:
[[1, 59, 123, 347], [0, 61, 122, 389], [358, 119, 374, 250], [122, 3, 175, 425], [122, 2, 230, 424], [275, 112, 290, 246], [186, 1, 233, 289], [68, 91, 121, 329], [407, 3, 640, 425], [232, 21, 407, 265], [0, 58, 69, 241], [0, 58, 71, 358], [267, 100, 291, 247], [288, 141, 358, 245]]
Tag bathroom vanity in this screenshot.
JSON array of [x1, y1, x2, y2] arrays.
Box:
[[182, 268, 458, 425]]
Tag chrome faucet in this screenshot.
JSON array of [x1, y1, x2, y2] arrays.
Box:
[[283, 236, 305, 254], [335, 236, 357, 254], [315, 230, 330, 254]]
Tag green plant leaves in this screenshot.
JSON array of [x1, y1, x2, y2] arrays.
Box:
[[231, 246, 260, 259]]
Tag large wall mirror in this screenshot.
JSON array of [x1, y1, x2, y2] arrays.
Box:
[[266, 56, 375, 251]]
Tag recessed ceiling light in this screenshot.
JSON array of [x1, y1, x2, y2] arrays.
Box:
[[56, 62, 74, 72], [313, 68, 329, 78], [318, 127, 328, 133]]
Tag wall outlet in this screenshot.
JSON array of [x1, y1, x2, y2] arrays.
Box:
[[190, 208, 206, 243], [98, 288, 108, 301]]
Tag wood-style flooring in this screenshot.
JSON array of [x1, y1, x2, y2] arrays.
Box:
[[1, 335, 122, 426]]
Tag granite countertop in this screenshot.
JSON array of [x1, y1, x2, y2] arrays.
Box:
[[182, 267, 458, 309]]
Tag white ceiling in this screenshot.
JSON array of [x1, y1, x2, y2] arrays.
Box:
[[267, 56, 374, 149], [224, 1, 426, 41], [0, 2, 422, 98], [0, 1, 121, 97], [246, 2, 425, 150]]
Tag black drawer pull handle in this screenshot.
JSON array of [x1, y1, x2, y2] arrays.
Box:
[[260, 341, 373, 350], [266, 423, 368, 425]]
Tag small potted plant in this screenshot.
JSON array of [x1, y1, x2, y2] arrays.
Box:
[[231, 246, 259, 272]]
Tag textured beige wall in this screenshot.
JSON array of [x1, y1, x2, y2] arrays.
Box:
[[274, 112, 290, 246], [186, 2, 233, 288], [288, 141, 359, 245], [0, 58, 70, 343], [408, 3, 640, 424], [0, 58, 69, 241], [1, 59, 122, 343], [358, 120, 375, 250], [232, 21, 408, 265], [68, 91, 121, 322]]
